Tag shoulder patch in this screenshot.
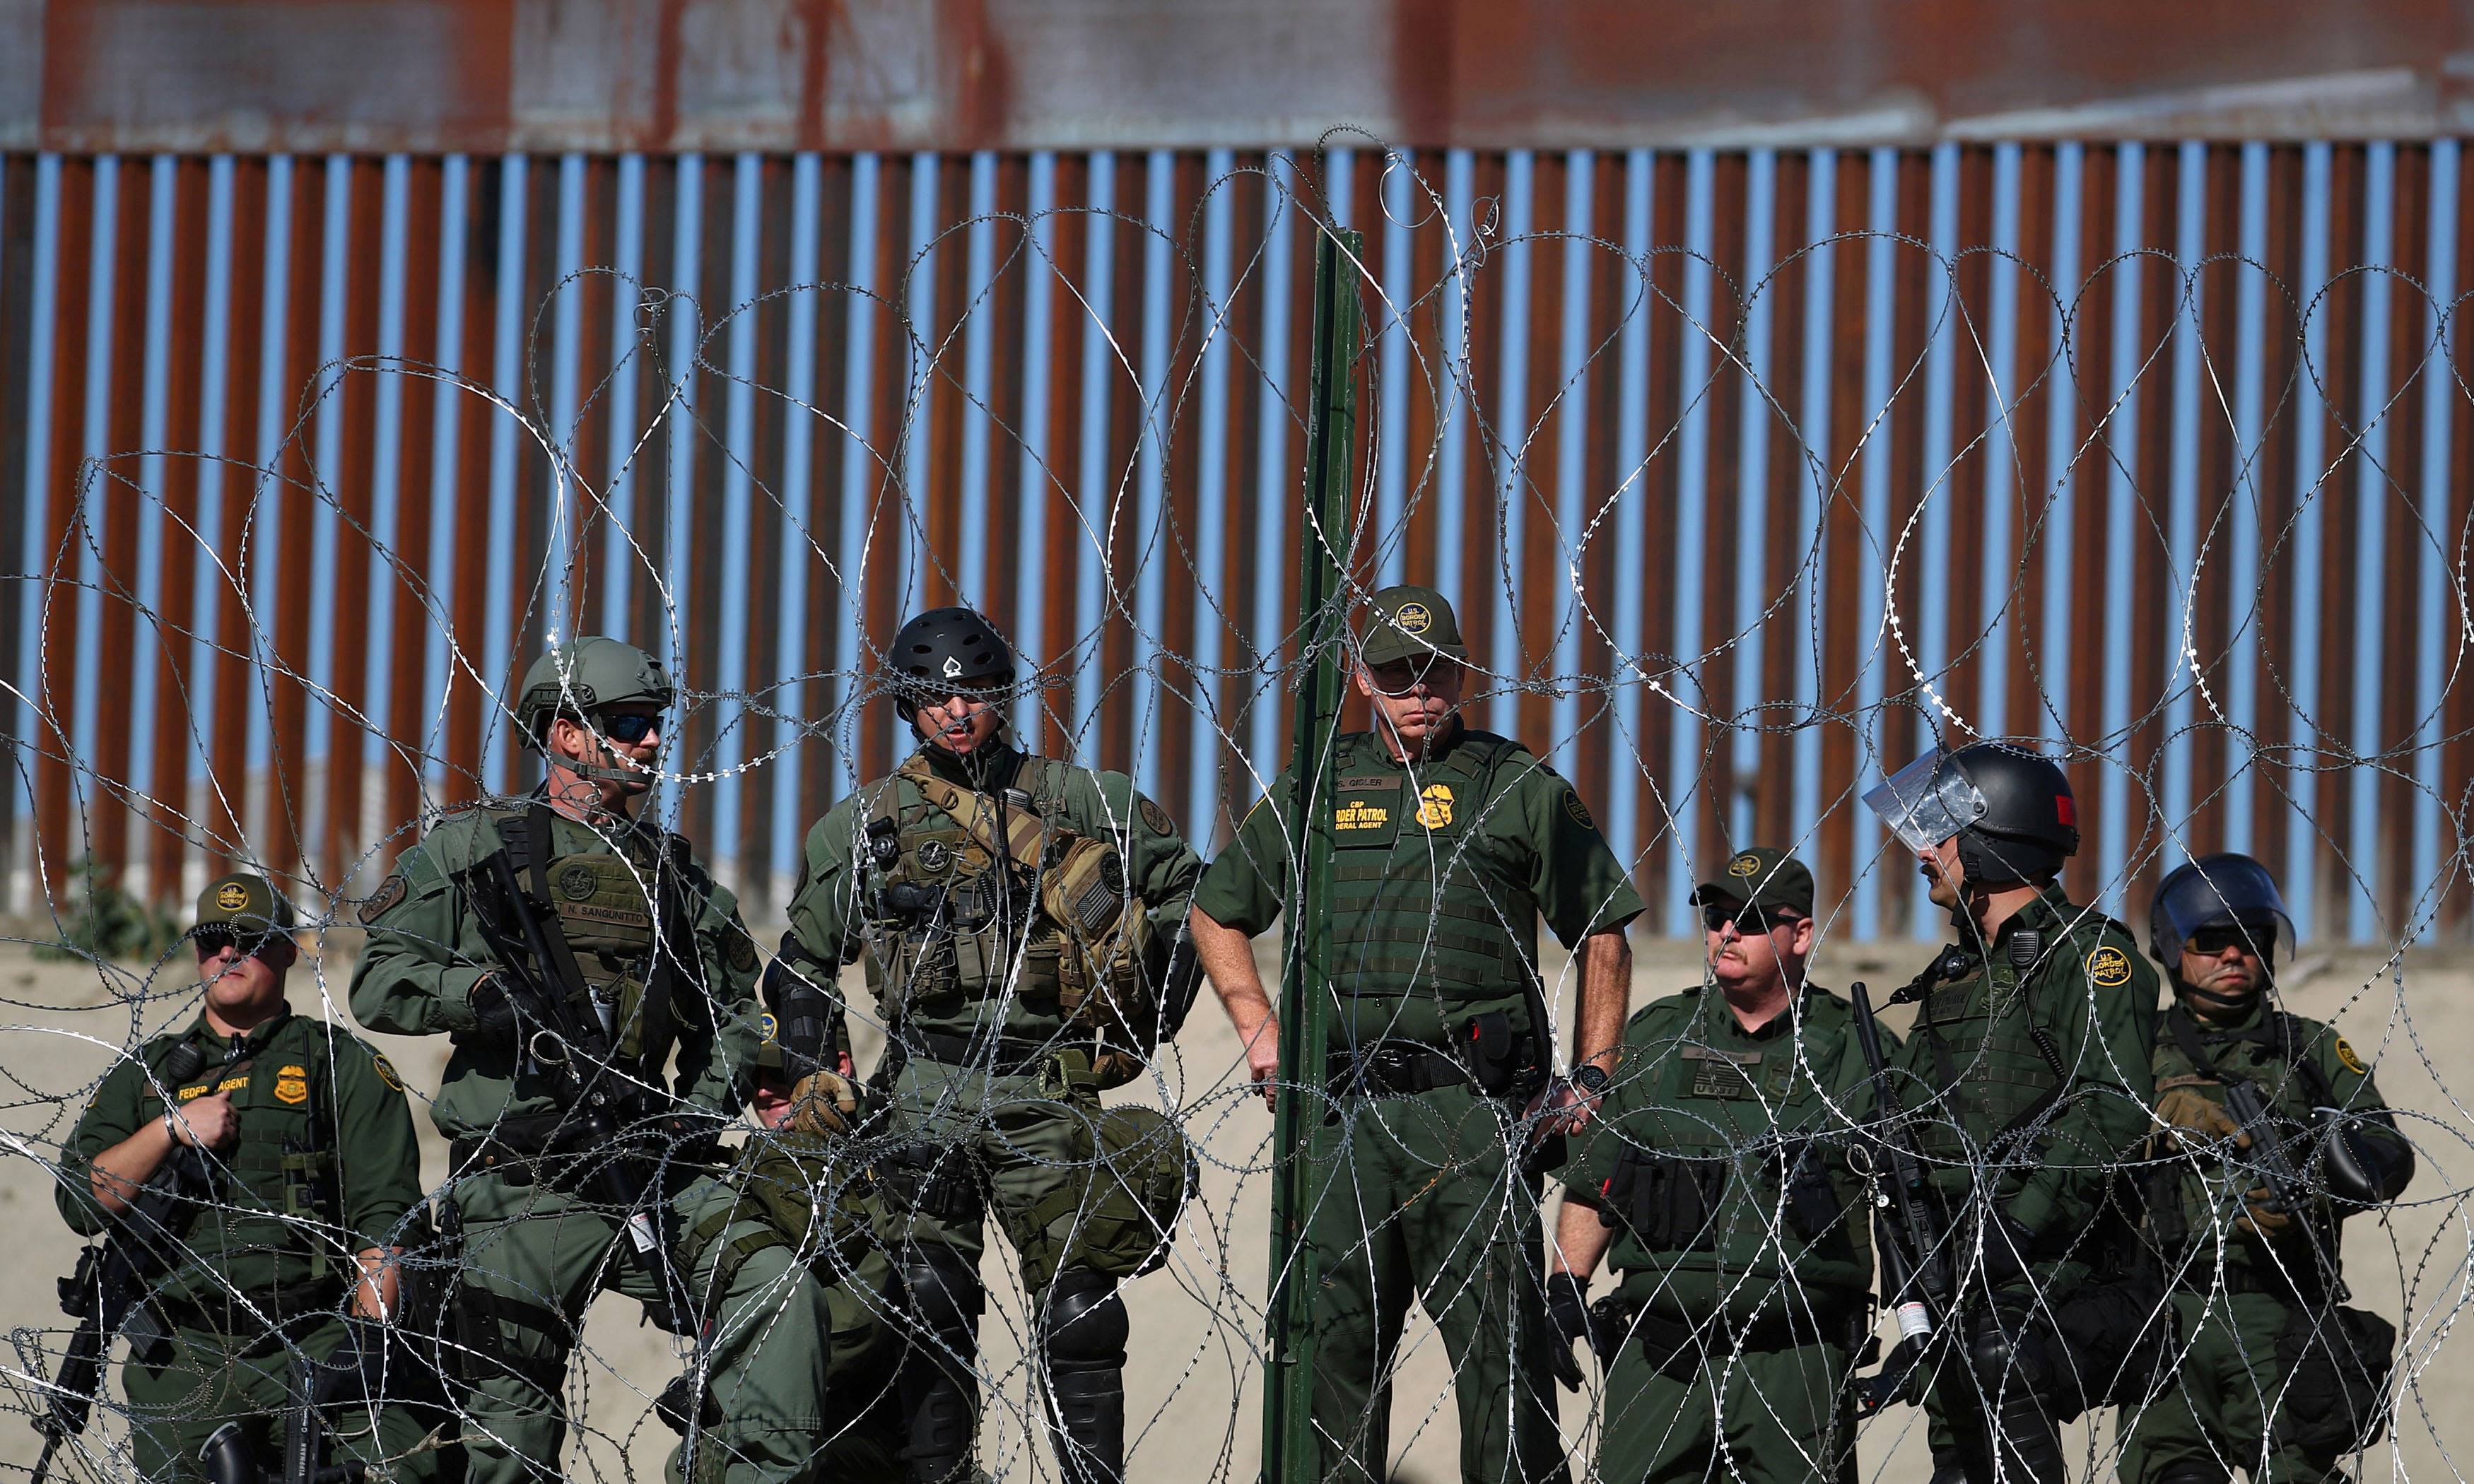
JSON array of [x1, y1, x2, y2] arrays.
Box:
[[2085, 944, 2133, 987], [370, 1054, 405, 1093], [359, 873, 410, 924], [1561, 789, 1595, 830], [726, 933, 760, 974], [1136, 794, 1176, 839], [2334, 1037, 2369, 1076]]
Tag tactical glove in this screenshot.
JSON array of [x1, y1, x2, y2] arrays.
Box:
[[2154, 1085, 2248, 1155], [459, 973, 521, 1047], [1976, 1209, 2043, 1289], [1544, 1272, 1591, 1391], [326, 1317, 393, 1406], [788, 1070, 861, 1137]]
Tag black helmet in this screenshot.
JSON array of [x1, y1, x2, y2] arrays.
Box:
[[2149, 852, 2296, 970], [1863, 740, 2078, 887], [885, 608, 1016, 711]]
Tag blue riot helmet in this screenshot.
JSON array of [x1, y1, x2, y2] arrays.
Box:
[[2148, 852, 2297, 974]]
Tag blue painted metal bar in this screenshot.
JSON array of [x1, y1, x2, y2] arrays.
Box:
[[1665, 148, 1715, 936], [2412, 142, 2460, 941], [1731, 147, 1776, 847]]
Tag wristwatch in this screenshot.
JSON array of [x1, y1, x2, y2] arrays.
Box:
[[1570, 1064, 1611, 1097]]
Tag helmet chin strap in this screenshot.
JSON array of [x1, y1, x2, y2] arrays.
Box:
[[546, 737, 657, 793], [2176, 973, 2268, 1018]]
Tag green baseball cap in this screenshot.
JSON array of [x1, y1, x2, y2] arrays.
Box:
[[190, 873, 298, 939], [1358, 585, 1469, 668], [1691, 847, 1815, 918]]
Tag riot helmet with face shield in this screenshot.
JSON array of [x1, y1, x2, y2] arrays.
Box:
[[1863, 741, 2079, 888]]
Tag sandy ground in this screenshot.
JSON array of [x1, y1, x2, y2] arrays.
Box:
[[0, 931, 2466, 1484]]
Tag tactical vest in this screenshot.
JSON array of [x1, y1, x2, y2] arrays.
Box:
[[859, 754, 1159, 1061], [146, 1015, 346, 1305], [1905, 936, 2077, 1179], [2147, 1004, 2337, 1264], [1320, 732, 1539, 1020], [1599, 994, 1868, 1287], [487, 803, 692, 1072]]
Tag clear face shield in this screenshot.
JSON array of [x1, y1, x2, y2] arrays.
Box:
[[1860, 748, 1988, 854]]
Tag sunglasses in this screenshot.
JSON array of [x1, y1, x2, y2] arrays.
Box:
[[596, 711, 665, 744], [1365, 659, 1461, 697], [194, 928, 283, 960], [1703, 905, 1802, 936], [2186, 923, 2273, 958]]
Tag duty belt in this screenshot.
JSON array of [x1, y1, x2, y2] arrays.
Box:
[[898, 1026, 1060, 1076], [451, 1110, 722, 1187], [156, 1280, 345, 1341], [1326, 1039, 1482, 1098], [1622, 1301, 1860, 1382]]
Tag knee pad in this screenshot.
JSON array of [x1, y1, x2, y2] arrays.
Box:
[[901, 1245, 984, 1351], [1039, 1271, 1128, 1373]]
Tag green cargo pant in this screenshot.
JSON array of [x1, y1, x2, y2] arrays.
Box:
[[452, 1173, 679, 1484], [1295, 1083, 1569, 1484], [121, 1315, 438, 1483], [666, 1173, 905, 1484], [874, 1059, 1150, 1285], [2120, 1289, 2349, 1484], [1594, 1334, 1856, 1484]]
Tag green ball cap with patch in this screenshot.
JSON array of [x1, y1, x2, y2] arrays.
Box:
[[1690, 847, 1815, 918], [1357, 584, 1470, 667], [190, 873, 298, 937]]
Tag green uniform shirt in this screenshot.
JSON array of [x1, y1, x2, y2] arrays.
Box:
[[784, 738, 1204, 1044], [1191, 725, 1643, 1045], [1569, 982, 1884, 1324], [1888, 885, 2160, 1240], [2147, 998, 2408, 1285], [348, 794, 766, 1141], [58, 1006, 421, 1310]]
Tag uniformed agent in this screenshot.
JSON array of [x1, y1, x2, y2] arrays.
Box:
[[776, 606, 1204, 1484], [659, 969, 903, 1484], [348, 637, 766, 1484], [1861, 742, 2162, 1484], [59, 873, 432, 1483], [1550, 847, 1880, 1484], [1190, 584, 1642, 1484], [2120, 854, 2413, 1484]]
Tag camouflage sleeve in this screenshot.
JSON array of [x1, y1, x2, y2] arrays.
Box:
[[672, 876, 766, 1117], [1189, 776, 1296, 936], [347, 834, 491, 1037], [1083, 770, 1204, 937], [55, 1055, 147, 1238], [326, 1036, 422, 1252], [783, 800, 865, 978], [1518, 767, 1645, 948], [2003, 931, 2159, 1238]]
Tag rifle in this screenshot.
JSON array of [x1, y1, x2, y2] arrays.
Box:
[[33, 1042, 222, 1484], [461, 849, 678, 1322], [2218, 1075, 2352, 1302], [1848, 980, 1953, 1415], [280, 1348, 370, 1484]]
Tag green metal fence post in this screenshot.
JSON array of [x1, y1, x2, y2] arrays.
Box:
[[1260, 220, 1363, 1483]]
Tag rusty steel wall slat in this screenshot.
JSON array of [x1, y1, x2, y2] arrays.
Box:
[[8, 142, 2474, 944]]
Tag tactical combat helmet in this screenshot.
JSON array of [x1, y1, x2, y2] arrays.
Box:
[[886, 608, 1016, 711], [1863, 741, 2078, 887], [516, 637, 674, 746], [2149, 852, 2296, 972]]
